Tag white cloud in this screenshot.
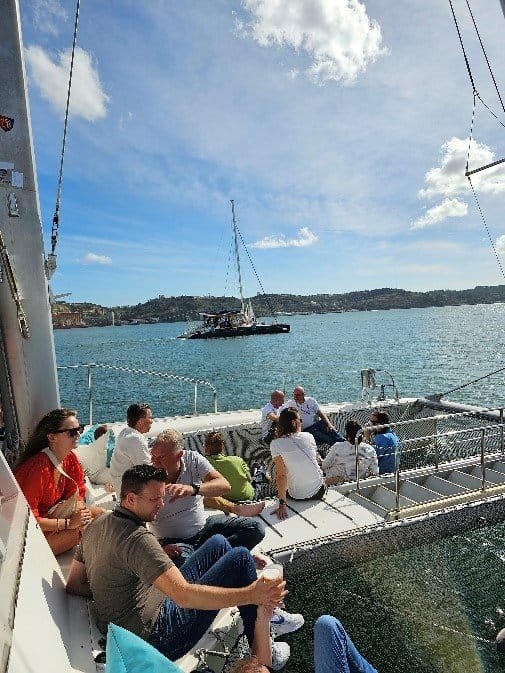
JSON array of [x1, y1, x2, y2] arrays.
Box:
[[496, 235, 505, 254], [239, 0, 386, 84], [32, 0, 67, 36], [250, 226, 318, 249], [80, 252, 112, 265], [25, 46, 109, 122], [410, 198, 468, 230], [419, 137, 505, 199]]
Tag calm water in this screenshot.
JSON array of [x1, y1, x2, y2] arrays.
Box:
[[55, 303, 505, 423], [55, 304, 505, 673]]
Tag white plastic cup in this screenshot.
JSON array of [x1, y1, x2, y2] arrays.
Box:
[[262, 563, 283, 581]]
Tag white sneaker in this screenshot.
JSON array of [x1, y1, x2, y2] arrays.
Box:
[[270, 641, 291, 670], [270, 607, 305, 637]]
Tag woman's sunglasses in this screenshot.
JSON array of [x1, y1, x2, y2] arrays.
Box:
[[53, 425, 85, 437]]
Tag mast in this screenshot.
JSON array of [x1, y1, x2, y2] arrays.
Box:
[[230, 199, 245, 314], [0, 0, 60, 462]]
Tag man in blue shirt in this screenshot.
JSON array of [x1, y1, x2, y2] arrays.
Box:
[[370, 411, 400, 475]]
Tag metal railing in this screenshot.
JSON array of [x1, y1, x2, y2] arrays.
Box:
[[353, 408, 505, 511], [56, 362, 218, 423]]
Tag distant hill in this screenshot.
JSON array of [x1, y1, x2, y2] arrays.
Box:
[[56, 285, 505, 326]]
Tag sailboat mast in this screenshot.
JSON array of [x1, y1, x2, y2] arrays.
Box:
[[0, 0, 60, 461], [230, 199, 245, 313]]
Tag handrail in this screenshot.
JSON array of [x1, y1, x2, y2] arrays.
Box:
[[354, 408, 505, 499], [56, 362, 218, 423]]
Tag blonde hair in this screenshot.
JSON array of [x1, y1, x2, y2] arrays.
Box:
[[155, 428, 184, 452]]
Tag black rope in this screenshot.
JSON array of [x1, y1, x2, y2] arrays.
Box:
[[466, 175, 505, 280], [440, 364, 505, 397], [465, 0, 505, 113], [50, 0, 81, 256], [448, 0, 477, 93], [234, 223, 278, 320]]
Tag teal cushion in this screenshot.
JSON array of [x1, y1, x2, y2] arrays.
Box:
[[105, 623, 183, 673]]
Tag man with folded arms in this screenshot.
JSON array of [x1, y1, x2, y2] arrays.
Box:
[[66, 464, 286, 661]]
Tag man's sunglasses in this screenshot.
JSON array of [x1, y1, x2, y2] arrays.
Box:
[[53, 425, 85, 437]]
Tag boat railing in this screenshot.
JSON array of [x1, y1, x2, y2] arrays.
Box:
[[56, 362, 218, 423], [354, 408, 505, 516]]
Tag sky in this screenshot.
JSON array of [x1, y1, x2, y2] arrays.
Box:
[[17, 0, 505, 306]]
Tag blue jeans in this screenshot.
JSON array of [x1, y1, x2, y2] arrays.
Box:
[[149, 535, 257, 660], [314, 616, 378, 673], [306, 420, 344, 446], [161, 513, 265, 558]]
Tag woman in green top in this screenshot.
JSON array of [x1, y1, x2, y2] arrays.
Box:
[[204, 431, 265, 516]]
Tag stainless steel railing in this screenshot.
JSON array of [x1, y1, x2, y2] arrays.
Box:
[[353, 408, 505, 510], [56, 362, 218, 423]]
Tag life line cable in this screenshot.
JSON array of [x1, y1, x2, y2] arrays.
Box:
[[47, 0, 81, 275], [448, 0, 505, 280]]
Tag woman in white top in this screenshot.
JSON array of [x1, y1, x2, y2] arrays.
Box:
[[322, 420, 379, 485], [270, 407, 325, 520]]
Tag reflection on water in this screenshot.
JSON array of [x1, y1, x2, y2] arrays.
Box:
[[284, 521, 505, 673]]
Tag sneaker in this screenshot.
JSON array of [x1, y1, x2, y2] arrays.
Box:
[[270, 641, 291, 670], [270, 607, 305, 637]]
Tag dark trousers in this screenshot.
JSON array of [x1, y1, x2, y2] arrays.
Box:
[[306, 419, 344, 446]]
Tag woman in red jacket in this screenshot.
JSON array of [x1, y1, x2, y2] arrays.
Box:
[[15, 408, 103, 555]]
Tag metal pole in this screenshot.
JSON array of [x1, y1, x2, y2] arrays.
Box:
[[434, 423, 439, 470], [395, 466, 401, 516], [87, 364, 93, 425], [480, 427, 486, 491], [194, 382, 198, 415], [500, 408, 504, 455], [355, 438, 360, 493], [213, 391, 218, 414]]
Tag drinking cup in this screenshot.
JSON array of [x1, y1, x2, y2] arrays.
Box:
[[262, 563, 283, 581]]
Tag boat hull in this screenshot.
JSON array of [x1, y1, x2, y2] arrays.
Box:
[[179, 323, 290, 339]]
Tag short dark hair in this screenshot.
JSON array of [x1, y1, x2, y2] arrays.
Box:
[[127, 403, 151, 428], [277, 407, 300, 437], [94, 424, 108, 440], [345, 420, 362, 444], [374, 411, 391, 434], [120, 464, 167, 500]]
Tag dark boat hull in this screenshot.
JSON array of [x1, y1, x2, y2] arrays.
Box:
[[179, 323, 290, 339]]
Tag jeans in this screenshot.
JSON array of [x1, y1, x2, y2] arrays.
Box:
[[161, 513, 265, 557], [306, 420, 345, 446], [314, 615, 378, 673], [149, 535, 257, 660]]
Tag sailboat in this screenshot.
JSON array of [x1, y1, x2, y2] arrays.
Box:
[[178, 200, 290, 338]]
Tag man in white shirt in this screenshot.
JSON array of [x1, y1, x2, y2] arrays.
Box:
[[261, 390, 284, 444], [282, 386, 344, 447], [110, 402, 153, 495]]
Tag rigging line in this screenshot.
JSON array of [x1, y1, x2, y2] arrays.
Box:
[[475, 93, 505, 131], [465, 92, 477, 175], [465, 0, 505, 113], [234, 223, 278, 320], [50, 0, 81, 256], [467, 174, 505, 280], [448, 0, 477, 94]]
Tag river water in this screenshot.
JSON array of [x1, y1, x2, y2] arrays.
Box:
[[55, 304, 505, 673]]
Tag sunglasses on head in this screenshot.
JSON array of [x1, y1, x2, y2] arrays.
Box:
[[53, 424, 85, 437]]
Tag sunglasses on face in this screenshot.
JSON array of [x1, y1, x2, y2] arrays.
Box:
[[53, 424, 85, 437]]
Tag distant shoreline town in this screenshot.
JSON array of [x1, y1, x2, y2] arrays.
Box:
[[51, 284, 505, 328]]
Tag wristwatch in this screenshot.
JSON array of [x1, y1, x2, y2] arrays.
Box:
[[191, 482, 201, 496], [278, 498, 286, 505]]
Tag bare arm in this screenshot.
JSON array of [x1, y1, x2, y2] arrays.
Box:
[[266, 411, 279, 423], [165, 469, 231, 502], [317, 409, 334, 429], [272, 455, 288, 520], [252, 606, 274, 666], [153, 565, 286, 610], [66, 559, 93, 598]]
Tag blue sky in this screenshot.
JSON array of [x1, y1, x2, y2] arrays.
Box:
[[18, 0, 505, 306]]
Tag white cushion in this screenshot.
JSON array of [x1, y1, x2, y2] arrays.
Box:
[[73, 431, 112, 484]]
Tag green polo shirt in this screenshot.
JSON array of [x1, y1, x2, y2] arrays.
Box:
[[206, 453, 255, 501]]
